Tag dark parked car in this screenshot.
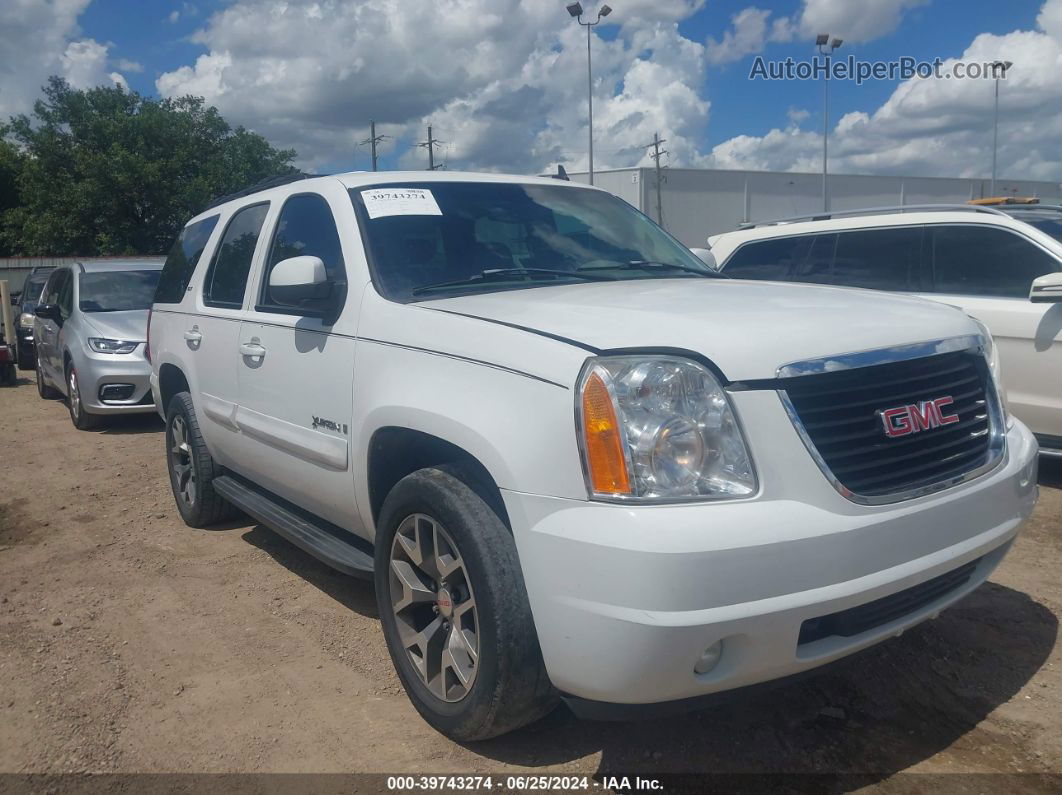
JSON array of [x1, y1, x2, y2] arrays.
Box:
[[15, 267, 54, 370]]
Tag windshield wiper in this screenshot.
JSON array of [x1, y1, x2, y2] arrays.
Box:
[[581, 260, 721, 278], [411, 268, 615, 296]]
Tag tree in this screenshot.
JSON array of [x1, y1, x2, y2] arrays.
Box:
[[0, 128, 23, 256], [2, 77, 298, 256]]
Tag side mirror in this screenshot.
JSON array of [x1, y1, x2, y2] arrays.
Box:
[[690, 247, 718, 270], [268, 256, 331, 308], [35, 303, 60, 322], [1030, 272, 1062, 303]]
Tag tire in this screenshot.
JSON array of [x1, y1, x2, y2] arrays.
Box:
[[36, 358, 59, 399], [165, 391, 238, 528], [0, 363, 15, 386], [375, 465, 557, 741], [66, 364, 101, 430]]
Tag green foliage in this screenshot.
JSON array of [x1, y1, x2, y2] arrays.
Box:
[[1, 77, 298, 256]]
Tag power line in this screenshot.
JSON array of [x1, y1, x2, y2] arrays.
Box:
[[639, 132, 668, 227], [418, 125, 446, 170], [359, 120, 390, 171]]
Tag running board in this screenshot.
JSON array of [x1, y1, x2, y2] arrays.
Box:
[[213, 475, 374, 579]]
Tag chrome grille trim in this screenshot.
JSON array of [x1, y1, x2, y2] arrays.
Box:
[[777, 336, 1007, 506]]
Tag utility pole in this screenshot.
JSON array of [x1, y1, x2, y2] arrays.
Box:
[[641, 133, 668, 227], [359, 120, 389, 171], [418, 125, 444, 170]]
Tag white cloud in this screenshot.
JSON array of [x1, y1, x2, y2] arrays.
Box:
[[61, 39, 127, 91], [787, 106, 810, 125], [115, 58, 143, 73], [710, 4, 1062, 181], [705, 7, 771, 65], [156, 0, 710, 172], [796, 0, 928, 43]]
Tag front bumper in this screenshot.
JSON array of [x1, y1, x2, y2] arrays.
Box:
[[503, 415, 1038, 707], [77, 348, 155, 415]]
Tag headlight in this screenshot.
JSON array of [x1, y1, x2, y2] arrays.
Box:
[[88, 338, 139, 354], [577, 355, 756, 501], [19, 312, 35, 328], [968, 317, 1009, 425]]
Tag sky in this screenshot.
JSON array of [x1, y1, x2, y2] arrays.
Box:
[[1, 0, 1059, 183]]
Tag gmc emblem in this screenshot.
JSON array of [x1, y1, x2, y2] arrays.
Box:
[[879, 396, 960, 438]]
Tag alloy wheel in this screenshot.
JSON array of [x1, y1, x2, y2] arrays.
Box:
[[68, 370, 80, 419], [389, 513, 479, 703], [169, 415, 197, 507]]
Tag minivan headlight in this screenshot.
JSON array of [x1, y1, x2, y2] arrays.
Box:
[[577, 355, 756, 501], [88, 338, 138, 354]]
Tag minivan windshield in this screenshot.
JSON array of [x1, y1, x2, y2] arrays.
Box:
[[20, 273, 52, 309], [79, 270, 161, 312], [350, 182, 719, 301]]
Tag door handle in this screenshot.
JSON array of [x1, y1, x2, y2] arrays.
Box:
[[239, 342, 266, 358], [183, 327, 203, 343]]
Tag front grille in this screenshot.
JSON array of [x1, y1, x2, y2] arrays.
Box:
[[782, 350, 1000, 500], [798, 557, 980, 645]]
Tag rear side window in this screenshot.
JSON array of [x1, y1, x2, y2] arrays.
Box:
[[259, 193, 344, 311], [155, 215, 220, 304], [830, 227, 922, 290], [203, 203, 269, 308], [56, 271, 73, 319], [723, 236, 812, 280], [929, 225, 1060, 298], [791, 233, 837, 284]]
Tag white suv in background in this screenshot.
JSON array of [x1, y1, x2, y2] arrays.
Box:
[[149, 172, 1037, 740], [708, 204, 1062, 456]]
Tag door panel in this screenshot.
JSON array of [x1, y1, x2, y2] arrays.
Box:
[[235, 321, 356, 528]]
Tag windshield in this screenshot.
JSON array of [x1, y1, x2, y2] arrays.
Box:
[[350, 182, 718, 301], [21, 273, 52, 308], [78, 270, 161, 312]]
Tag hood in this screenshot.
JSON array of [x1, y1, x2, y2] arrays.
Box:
[[424, 279, 977, 381], [81, 309, 150, 342]]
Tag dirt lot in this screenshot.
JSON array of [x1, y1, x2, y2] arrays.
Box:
[[1, 375, 1061, 789]]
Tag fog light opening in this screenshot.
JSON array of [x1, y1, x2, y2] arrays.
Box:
[[99, 383, 135, 403], [693, 640, 724, 675]]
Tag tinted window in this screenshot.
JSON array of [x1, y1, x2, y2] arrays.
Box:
[[930, 225, 1059, 298], [155, 215, 220, 304], [204, 203, 269, 308], [261, 194, 344, 309], [723, 236, 812, 280], [41, 270, 64, 305], [56, 271, 73, 319], [21, 272, 52, 308], [791, 233, 837, 284], [830, 227, 922, 290], [351, 182, 715, 301], [79, 270, 161, 312]]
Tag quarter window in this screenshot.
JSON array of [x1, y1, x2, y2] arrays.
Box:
[[929, 225, 1060, 298], [203, 203, 269, 308], [260, 194, 345, 310], [56, 271, 74, 319], [155, 215, 221, 304], [723, 236, 812, 280]]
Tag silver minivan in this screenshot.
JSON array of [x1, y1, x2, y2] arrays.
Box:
[[34, 259, 163, 429]]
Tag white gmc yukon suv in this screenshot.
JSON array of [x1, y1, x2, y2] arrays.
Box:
[[149, 171, 1039, 741]]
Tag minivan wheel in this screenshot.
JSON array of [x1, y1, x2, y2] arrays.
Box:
[[36, 358, 59, 399], [375, 465, 556, 741], [66, 366, 100, 429], [165, 391, 237, 528]]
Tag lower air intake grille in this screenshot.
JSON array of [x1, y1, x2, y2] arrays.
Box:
[[798, 557, 981, 645]]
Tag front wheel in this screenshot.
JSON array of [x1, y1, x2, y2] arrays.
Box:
[[375, 466, 556, 741], [66, 365, 100, 429]]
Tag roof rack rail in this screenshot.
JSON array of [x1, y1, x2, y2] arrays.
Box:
[[204, 172, 316, 211], [737, 203, 1011, 230], [995, 203, 1062, 214]]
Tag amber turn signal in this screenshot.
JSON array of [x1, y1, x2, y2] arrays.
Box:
[[581, 370, 632, 495]]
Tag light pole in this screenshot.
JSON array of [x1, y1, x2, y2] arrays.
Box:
[[567, 3, 612, 186], [990, 60, 1013, 197], [816, 33, 842, 212]]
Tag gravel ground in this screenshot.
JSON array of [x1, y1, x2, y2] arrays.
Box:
[[1, 375, 1060, 791]]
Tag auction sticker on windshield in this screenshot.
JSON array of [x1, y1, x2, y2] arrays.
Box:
[[362, 188, 443, 219]]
